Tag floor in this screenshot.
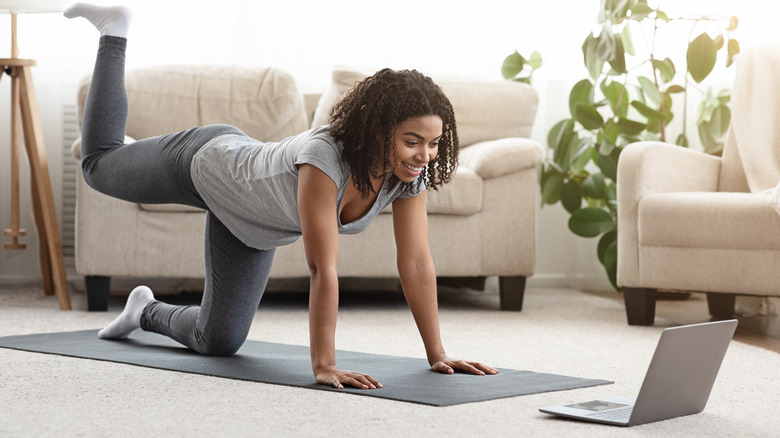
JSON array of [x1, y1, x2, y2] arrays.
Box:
[[587, 289, 780, 354]]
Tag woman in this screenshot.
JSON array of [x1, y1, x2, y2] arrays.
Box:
[[65, 3, 497, 390]]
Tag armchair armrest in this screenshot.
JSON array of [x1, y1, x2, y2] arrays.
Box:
[[458, 138, 545, 179], [617, 141, 722, 286]]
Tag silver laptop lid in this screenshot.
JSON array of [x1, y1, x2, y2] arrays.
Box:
[[629, 319, 738, 426]]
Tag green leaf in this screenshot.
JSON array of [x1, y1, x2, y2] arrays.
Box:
[[605, 183, 617, 212], [583, 33, 605, 81], [575, 103, 605, 130], [638, 76, 661, 105], [528, 50, 543, 69], [599, 137, 616, 156], [698, 124, 718, 152], [596, 27, 616, 62], [717, 88, 732, 103], [687, 33, 718, 83], [666, 84, 685, 94], [602, 241, 619, 290], [602, 80, 630, 117], [597, 229, 618, 263], [714, 34, 725, 50], [629, 3, 653, 20], [663, 94, 674, 123], [568, 207, 614, 237], [596, 148, 620, 181], [631, 100, 664, 121], [607, 35, 627, 74], [569, 79, 594, 118], [651, 58, 676, 83], [569, 140, 595, 175], [620, 24, 635, 56], [705, 105, 732, 138], [616, 117, 646, 135], [541, 172, 565, 205], [501, 51, 526, 80], [727, 39, 740, 67], [555, 133, 581, 171], [675, 133, 689, 147], [561, 180, 583, 214], [582, 173, 606, 199], [727, 16, 739, 31], [602, 120, 619, 144], [547, 119, 575, 150]]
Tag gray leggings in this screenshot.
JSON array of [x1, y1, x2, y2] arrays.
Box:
[[82, 36, 275, 356]]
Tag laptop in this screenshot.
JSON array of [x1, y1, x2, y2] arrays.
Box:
[[540, 319, 738, 426]]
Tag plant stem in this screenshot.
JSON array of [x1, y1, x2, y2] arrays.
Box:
[[651, 15, 666, 142]]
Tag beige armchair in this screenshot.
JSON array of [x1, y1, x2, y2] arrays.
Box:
[[72, 65, 544, 311], [617, 45, 780, 325]]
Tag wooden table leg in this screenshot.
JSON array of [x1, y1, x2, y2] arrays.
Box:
[[17, 64, 71, 310], [29, 163, 55, 296], [3, 63, 27, 251]]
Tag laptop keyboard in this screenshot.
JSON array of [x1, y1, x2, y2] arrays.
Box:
[[588, 406, 633, 422]]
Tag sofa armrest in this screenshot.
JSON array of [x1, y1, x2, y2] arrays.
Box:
[[458, 138, 545, 179], [617, 141, 722, 287]]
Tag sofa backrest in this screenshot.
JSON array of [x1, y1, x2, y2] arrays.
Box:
[[310, 66, 539, 147], [77, 65, 309, 143]]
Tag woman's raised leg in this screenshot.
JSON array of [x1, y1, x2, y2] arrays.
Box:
[[66, 4, 237, 208]]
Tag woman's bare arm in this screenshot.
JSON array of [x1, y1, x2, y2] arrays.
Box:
[[297, 164, 381, 389], [392, 192, 497, 375]]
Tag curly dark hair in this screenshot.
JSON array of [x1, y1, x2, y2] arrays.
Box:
[[328, 68, 459, 198]]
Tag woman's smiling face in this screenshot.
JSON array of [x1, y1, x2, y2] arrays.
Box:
[[383, 115, 442, 183]]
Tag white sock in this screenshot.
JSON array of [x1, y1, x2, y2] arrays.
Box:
[[98, 285, 155, 340], [63, 3, 133, 38]]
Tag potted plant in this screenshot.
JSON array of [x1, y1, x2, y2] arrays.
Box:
[[502, 0, 739, 290]]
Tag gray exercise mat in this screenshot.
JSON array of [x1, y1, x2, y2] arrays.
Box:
[[0, 330, 611, 406]]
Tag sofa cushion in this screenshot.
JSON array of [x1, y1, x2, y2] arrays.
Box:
[[426, 167, 482, 215], [78, 65, 309, 143], [459, 138, 545, 179], [311, 67, 538, 147], [639, 192, 780, 250], [380, 166, 483, 215]]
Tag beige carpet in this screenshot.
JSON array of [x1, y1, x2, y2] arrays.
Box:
[[1, 280, 778, 437]]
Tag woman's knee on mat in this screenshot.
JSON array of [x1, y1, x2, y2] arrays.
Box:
[[196, 331, 247, 357]]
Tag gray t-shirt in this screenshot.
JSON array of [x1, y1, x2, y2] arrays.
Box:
[[190, 125, 423, 250]]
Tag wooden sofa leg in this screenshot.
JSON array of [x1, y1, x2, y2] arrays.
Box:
[[706, 293, 736, 319], [85, 275, 111, 312], [623, 287, 657, 326], [499, 276, 526, 311]]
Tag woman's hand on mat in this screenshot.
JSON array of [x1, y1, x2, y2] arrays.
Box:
[[429, 354, 499, 376], [314, 365, 383, 390]]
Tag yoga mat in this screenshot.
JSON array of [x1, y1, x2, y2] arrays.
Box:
[[0, 330, 611, 406]]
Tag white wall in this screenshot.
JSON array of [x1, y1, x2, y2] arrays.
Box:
[[0, 0, 777, 290]]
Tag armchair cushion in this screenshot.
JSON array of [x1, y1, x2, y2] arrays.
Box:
[[639, 192, 780, 250]]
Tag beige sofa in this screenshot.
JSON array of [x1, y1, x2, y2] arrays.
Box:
[[617, 45, 780, 325], [72, 65, 544, 311]]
